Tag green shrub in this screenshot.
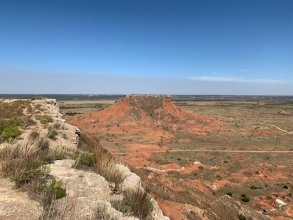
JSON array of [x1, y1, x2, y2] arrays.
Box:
[[227, 191, 232, 197], [238, 213, 247, 220], [1, 126, 21, 141], [241, 197, 250, 202], [241, 194, 250, 202], [250, 185, 262, 190], [73, 150, 95, 167], [44, 178, 66, 204]]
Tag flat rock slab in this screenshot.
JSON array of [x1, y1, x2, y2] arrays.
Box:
[[0, 178, 42, 220], [49, 159, 113, 219]]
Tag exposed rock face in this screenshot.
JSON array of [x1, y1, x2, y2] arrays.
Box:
[[49, 160, 169, 220], [115, 164, 142, 192], [49, 159, 125, 220]]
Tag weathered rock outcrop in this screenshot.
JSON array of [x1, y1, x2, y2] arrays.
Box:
[[49, 160, 169, 220], [49, 159, 137, 220]]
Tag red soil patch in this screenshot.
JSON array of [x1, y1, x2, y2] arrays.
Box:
[[251, 129, 278, 135], [286, 205, 293, 217], [182, 179, 210, 193], [161, 163, 181, 170], [126, 144, 168, 152], [153, 196, 188, 220]]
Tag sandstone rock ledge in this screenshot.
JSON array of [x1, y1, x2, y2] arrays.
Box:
[[49, 159, 169, 220]]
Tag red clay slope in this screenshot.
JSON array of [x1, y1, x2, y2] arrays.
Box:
[[70, 95, 222, 139]]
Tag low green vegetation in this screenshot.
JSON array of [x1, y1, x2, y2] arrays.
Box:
[[45, 178, 66, 203], [35, 115, 54, 127], [250, 185, 262, 190], [73, 150, 95, 167], [34, 104, 44, 111], [238, 213, 247, 220], [65, 111, 80, 116], [0, 100, 35, 142], [0, 125, 21, 141], [47, 127, 58, 140], [241, 194, 250, 202], [30, 96, 46, 100]]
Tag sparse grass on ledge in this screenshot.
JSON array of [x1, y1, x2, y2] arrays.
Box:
[[35, 115, 54, 127], [124, 187, 153, 219], [47, 127, 58, 140], [0, 139, 67, 214]]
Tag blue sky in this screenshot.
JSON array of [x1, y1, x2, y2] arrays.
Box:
[[1, 0, 293, 95]]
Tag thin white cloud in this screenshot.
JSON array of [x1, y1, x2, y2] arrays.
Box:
[[190, 76, 291, 84], [238, 69, 248, 72], [190, 76, 241, 82]]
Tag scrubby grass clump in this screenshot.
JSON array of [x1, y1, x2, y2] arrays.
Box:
[[29, 131, 40, 140], [47, 127, 58, 140], [35, 115, 54, 127], [73, 150, 95, 167], [123, 187, 153, 219], [0, 100, 25, 119], [0, 140, 67, 208]]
